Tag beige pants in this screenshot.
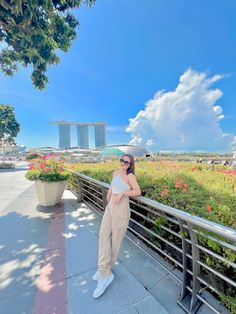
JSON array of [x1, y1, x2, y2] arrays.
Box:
[[98, 194, 130, 277]]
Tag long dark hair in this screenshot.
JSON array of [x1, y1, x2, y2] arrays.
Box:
[[122, 154, 135, 175]]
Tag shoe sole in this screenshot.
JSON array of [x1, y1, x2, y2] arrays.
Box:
[[93, 274, 114, 298]]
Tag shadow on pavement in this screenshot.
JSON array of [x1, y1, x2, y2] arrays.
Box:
[[0, 209, 51, 311], [0, 167, 28, 173]]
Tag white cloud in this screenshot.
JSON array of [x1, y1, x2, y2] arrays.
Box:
[[126, 68, 236, 152], [213, 105, 224, 121]]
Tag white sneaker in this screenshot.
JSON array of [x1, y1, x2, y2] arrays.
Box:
[[92, 270, 101, 281], [93, 273, 114, 298], [92, 270, 114, 281]]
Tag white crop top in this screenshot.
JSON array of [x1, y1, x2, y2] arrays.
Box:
[[111, 173, 131, 194]]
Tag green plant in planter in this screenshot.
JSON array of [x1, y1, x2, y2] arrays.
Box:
[[25, 153, 42, 160], [25, 157, 70, 182]]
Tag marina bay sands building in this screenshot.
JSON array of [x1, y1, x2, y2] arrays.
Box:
[[49, 121, 106, 149]]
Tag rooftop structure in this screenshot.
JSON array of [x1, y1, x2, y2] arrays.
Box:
[[49, 121, 106, 149], [100, 144, 152, 158]]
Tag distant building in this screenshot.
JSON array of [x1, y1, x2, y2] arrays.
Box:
[[77, 125, 89, 149], [28, 146, 100, 156], [100, 144, 152, 158], [28, 146, 58, 155], [49, 121, 106, 149], [59, 124, 71, 149], [94, 124, 106, 148]]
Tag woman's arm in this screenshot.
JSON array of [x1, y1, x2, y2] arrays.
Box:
[[124, 174, 141, 197], [106, 187, 112, 203]]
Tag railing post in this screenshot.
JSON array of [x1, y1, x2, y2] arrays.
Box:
[[187, 223, 202, 313], [178, 219, 191, 301], [76, 177, 83, 202], [177, 221, 202, 313], [101, 186, 108, 210]]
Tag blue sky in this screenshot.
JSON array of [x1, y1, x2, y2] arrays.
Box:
[[1, 0, 236, 152]]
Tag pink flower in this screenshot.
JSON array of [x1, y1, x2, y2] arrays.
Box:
[[175, 183, 182, 188]]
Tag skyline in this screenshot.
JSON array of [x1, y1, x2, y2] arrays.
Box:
[[1, 0, 236, 153]]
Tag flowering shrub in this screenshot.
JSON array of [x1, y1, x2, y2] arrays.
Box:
[[25, 157, 70, 182], [66, 161, 236, 229], [25, 153, 42, 160]]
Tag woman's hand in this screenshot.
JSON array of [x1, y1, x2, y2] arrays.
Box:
[[114, 193, 124, 204]]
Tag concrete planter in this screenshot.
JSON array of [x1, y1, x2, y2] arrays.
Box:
[[35, 180, 67, 206]]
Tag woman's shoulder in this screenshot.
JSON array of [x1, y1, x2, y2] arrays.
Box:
[[112, 170, 120, 177], [127, 172, 135, 177], [127, 172, 136, 180]]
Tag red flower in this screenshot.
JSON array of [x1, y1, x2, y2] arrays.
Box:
[[160, 189, 169, 197], [175, 178, 189, 192], [207, 204, 212, 212], [175, 178, 184, 188], [225, 170, 236, 176]]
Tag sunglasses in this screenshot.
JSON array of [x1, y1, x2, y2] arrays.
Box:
[[120, 158, 130, 165]]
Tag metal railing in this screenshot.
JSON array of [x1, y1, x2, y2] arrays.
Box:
[[68, 171, 236, 314]]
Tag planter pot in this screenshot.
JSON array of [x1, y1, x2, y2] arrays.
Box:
[[35, 180, 67, 206]]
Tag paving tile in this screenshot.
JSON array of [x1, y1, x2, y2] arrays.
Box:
[[0, 234, 48, 265], [43, 247, 66, 265], [66, 227, 98, 277], [149, 273, 185, 314], [0, 288, 36, 314], [0, 262, 42, 299], [117, 296, 169, 314], [119, 235, 168, 290], [67, 265, 150, 314], [135, 295, 168, 314], [117, 307, 138, 314], [39, 259, 67, 283], [32, 279, 67, 314], [46, 235, 66, 251]]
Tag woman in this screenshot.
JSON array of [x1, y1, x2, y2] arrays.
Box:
[[93, 154, 141, 299]]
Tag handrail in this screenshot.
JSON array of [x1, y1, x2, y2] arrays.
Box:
[[67, 170, 236, 314], [69, 170, 236, 242]]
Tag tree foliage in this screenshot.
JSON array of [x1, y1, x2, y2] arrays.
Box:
[[0, 0, 95, 89], [0, 104, 20, 144]]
